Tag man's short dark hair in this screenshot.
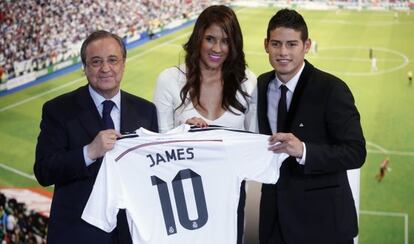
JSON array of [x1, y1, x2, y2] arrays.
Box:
[[80, 30, 126, 66], [267, 8, 309, 42]]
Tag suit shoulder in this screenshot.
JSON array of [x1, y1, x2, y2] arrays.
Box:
[[43, 86, 84, 110], [257, 70, 274, 85], [307, 68, 357, 105], [313, 67, 345, 85], [121, 91, 156, 109]]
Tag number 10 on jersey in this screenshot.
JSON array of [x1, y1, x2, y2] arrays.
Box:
[[151, 169, 209, 235]]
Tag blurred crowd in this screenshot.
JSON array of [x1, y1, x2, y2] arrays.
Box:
[[0, 193, 48, 244], [0, 0, 232, 83]]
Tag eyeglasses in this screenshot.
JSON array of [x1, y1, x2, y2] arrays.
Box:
[[86, 57, 122, 68]]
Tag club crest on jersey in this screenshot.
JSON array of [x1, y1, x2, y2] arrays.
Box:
[[147, 147, 195, 167], [168, 226, 176, 234]]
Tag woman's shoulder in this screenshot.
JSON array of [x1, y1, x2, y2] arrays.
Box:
[[241, 68, 258, 94], [156, 65, 187, 87], [159, 65, 186, 78]]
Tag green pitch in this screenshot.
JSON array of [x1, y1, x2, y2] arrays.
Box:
[[0, 7, 413, 244]]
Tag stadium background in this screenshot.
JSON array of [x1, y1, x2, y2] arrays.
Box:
[[1, 1, 414, 243]]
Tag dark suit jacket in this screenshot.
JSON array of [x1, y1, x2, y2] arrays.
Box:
[[258, 60, 366, 244], [34, 85, 158, 244]]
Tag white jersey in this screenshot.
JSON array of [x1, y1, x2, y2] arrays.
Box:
[[82, 125, 288, 244]]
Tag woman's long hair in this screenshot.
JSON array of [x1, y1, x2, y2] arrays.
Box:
[[179, 5, 249, 114]]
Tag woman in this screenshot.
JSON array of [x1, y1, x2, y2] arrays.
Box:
[[153, 5, 257, 243], [153, 5, 257, 133]]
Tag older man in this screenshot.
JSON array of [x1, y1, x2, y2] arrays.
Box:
[[34, 30, 158, 244]]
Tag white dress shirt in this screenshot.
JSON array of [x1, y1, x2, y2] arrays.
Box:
[[267, 62, 307, 165], [83, 85, 121, 166]]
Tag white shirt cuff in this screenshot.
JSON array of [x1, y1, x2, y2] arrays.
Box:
[[296, 142, 306, 165], [83, 145, 95, 166]]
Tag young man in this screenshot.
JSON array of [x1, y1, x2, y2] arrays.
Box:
[[255, 9, 366, 244], [34, 30, 158, 244]]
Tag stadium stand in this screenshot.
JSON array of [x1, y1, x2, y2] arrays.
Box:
[[0, 0, 233, 90], [0, 1, 232, 241], [0, 192, 48, 244], [1, 0, 410, 94]]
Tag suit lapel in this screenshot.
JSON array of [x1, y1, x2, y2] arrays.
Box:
[[286, 60, 314, 131], [120, 92, 140, 134], [75, 89, 140, 135], [258, 71, 275, 135], [75, 85, 103, 140]]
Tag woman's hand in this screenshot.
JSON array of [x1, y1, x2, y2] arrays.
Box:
[[185, 117, 209, 128]]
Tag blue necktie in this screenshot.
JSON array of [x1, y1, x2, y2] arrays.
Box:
[[102, 100, 115, 129], [277, 85, 288, 132]]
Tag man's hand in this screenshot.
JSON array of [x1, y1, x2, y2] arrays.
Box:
[[87, 129, 121, 160], [268, 132, 303, 158]]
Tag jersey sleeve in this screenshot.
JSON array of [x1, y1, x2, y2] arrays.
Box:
[[228, 133, 288, 183], [81, 151, 124, 232]]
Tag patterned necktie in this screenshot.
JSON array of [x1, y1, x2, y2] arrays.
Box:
[[102, 100, 115, 129], [277, 85, 288, 132]]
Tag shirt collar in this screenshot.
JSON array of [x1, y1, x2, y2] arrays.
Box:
[[88, 85, 121, 109], [274, 61, 305, 92]]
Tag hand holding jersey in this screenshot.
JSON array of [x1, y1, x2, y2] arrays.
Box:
[[87, 129, 122, 160], [268, 132, 304, 158]]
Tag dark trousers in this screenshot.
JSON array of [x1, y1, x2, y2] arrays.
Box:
[[237, 181, 246, 244], [116, 209, 132, 244]]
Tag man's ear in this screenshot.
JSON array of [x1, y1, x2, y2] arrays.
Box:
[[264, 38, 269, 53], [304, 38, 311, 53]]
